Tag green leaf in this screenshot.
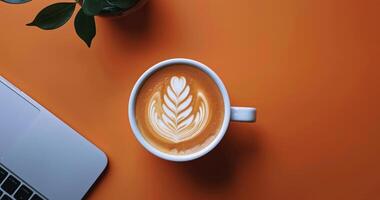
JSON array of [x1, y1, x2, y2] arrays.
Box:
[[75, 8, 96, 47], [1, 0, 31, 4], [82, 0, 109, 16], [106, 0, 138, 9], [27, 3, 76, 30]]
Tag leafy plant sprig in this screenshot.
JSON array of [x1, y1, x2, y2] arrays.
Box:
[[1, 0, 138, 47]]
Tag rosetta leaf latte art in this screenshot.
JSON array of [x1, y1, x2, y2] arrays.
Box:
[[164, 76, 193, 128], [148, 76, 209, 143]]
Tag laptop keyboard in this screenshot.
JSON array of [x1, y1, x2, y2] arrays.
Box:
[[0, 165, 45, 200]]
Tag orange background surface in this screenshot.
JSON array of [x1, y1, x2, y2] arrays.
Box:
[[1, 0, 379, 199]]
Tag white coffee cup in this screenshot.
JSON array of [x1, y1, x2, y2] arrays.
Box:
[[129, 58, 256, 161]]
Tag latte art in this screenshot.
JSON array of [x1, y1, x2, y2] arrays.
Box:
[[135, 64, 224, 155], [148, 76, 209, 143]]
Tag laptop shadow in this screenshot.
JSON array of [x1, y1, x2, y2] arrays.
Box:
[[83, 163, 110, 200]]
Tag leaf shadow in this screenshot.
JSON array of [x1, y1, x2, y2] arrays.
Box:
[[95, 2, 156, 81], [102, 1, 153, 46]]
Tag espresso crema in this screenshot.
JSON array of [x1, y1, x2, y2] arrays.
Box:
[[135, 64, 225, 155]]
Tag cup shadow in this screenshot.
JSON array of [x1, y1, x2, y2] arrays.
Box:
[[161, 123, 261, 191]]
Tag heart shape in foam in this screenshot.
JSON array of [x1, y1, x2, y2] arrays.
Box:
[[171, 76, 186, 95]]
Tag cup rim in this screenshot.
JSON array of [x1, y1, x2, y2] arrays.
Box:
[[128, 58, 231, 161]]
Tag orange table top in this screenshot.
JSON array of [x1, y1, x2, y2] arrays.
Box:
[[1, 0, 379, 199]]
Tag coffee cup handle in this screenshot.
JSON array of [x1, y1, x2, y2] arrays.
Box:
[[230, 107, 256, 122]]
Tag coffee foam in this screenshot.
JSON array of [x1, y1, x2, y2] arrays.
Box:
[[169, 135, 216, 155], [135, 64, 225, 155], [148, 76, 209, 143]]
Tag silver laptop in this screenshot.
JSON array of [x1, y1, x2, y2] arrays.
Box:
[[0, 76, 108, 200]]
